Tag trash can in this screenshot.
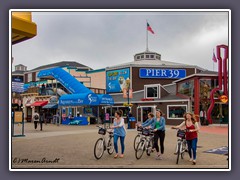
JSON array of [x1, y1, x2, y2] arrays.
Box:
[[129, 117, 136, 129]]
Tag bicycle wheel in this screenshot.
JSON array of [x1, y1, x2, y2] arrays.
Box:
[[107, 136, 114, 155], [135, 140, 145, 160], [146, 138, 154, 156], [94, 138, 105, 160], [176, 141, 181, 164], [133, 134, 141, 151], [181, 140, 187, 159]]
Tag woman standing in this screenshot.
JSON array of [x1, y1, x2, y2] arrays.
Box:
[[110, 110, 127, 158], [151, 110, 166, 160], [172, 112, 200, 165]]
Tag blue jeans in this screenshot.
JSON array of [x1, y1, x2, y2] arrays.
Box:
[[187, 138, 198, 160], [114, 135, 125, 154]]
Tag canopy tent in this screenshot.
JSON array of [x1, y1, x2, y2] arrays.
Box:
[[98, 94, 114, 105], [30, 101, 48, 107], [37, 67, 92, 94], [59, 93, 100, 106]]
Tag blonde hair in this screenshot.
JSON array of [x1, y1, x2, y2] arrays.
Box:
[[184, 112, 196, 124]]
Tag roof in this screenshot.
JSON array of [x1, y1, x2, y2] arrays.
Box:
[[196, 70, 218, 75], [110, 90, 188, 103], [106, 59, 206, 71], [15, 64, 26, 67], [29, 61, 92, 72], [163, 83, 177, 95], [12, 70, 25, 75], [173, 70, 218, 83]]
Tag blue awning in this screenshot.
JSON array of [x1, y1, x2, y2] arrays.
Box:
[[42, 103, 58, 109], [98, 94, 114, 105], [59, 93, 100, 106]]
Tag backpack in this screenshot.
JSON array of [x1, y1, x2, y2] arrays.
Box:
[[34, 114, 39, 120]]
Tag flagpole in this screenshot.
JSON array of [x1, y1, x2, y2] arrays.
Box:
[[146, 20, 148, 52]]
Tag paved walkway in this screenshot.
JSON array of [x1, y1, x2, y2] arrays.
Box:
[[11, 123, 229, 169]]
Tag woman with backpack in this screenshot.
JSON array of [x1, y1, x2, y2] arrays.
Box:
[[33, 111, 40, 130], [171, 112, 200, 165]]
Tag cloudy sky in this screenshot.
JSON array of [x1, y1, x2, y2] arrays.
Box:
[[12, 10, 229, 71]]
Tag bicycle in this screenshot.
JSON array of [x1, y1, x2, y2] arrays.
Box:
[[94, 125, 114, 160], [173, 128, 188, 164], [135, 128, 155, 160], [133, 126, 144, 151]]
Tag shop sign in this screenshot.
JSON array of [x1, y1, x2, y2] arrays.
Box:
[[139, 68, 186, 79], [219, 95, 228, 103], [106, 68, 130, 93], [141, 98, 154, 101]]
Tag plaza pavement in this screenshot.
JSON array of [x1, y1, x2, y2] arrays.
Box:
[[11, 122, 229, 169]]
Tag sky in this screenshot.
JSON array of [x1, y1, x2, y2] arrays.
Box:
[[12, 10, 229, 71]]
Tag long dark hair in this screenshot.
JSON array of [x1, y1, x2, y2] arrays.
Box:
[[115, 110, 123, 117], [156, 109, 164, 116]]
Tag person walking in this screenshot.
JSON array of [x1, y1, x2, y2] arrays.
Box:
[[136, 112, 155, 128], [33, 111, 40, 130], [110, 110, 127, 158], [171, 112, 200, 165], [151, 110, 166, 160], [39, 111, 44, 131]]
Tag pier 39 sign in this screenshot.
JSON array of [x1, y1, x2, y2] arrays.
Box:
[[139, 68, 186, 79]]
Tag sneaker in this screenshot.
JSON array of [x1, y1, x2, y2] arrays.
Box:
[[114, 154, 119, 158], [192, 160, 196, 165], [189, 158, 193, 162], [155, 154, 162, 160]]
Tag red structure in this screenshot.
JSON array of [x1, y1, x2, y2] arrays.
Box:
[[207, 45, 229, 124]]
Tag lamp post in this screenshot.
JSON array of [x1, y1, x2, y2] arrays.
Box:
[[126, 78, 131, 129]]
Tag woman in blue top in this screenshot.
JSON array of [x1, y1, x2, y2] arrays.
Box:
[[136, 112, 155, 128], [151, 110, 166, 160], [110, 110, 127, 158]]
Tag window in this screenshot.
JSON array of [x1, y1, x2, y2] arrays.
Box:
[[28, 73, 32, 82], [141, 55, 144, 58], [35, 71, 39, 81], [137, 56, 140, 60], [146, 55, 149, 58], [167, 105, 187, 119], [156, 56, 160, 60], [177, 80, 194, 98], [144, 84, 160, 99], [150, 55, 154, 58]]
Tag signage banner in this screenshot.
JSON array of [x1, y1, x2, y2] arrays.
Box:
[[139, 68, 186, 79], [14, 111, 23, 123], [12, 82, 24, 93], [106, 68, 130, 93]]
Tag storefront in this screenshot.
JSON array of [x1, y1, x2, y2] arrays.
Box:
[[174, 71, 228, 124], [106, 50, 216, 125], [59, 93, 114, 125]]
